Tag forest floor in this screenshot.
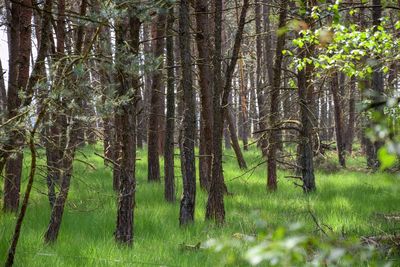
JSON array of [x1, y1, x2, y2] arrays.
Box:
[[1, 144, 400, 266]]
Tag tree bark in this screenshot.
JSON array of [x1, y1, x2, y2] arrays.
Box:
[[331, 72, 346, 167], [297, 0, 316, 192], [206, 0, 225, 224], [147, 11, 166, 182], [267, 0, 288, 191], [194, 0, 214, 191], [114, 11, 139, 245], [346, 76, 356, 154], [179, 0, 196, 225], [164, 7, 176, 203], [225, 108, 247, 169], [4, 0, 32, 212], [207, 0, 249, 223], [255, 0, 267, 155]]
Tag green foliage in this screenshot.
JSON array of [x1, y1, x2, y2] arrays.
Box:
[[205, 222, 388, 266]]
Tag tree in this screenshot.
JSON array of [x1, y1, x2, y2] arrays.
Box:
[[114, 7, 140, 244], [255, 0, 267, 155], [297, 0, 316, 192], [3, 0, 32, 212], [330, 72, 346, 167], [194, 0, 214, 191], [44, 0, 88, 242], [164, 6, 176, 203], [206, 0, 225, 224], [148, 9, 166, 182], [179, 0, 196, 225], [267, 0, 288, 191], [206, 0, 249, 223]]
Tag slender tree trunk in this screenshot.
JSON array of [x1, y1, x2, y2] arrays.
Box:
[[0, 59, 6, 117], [367, 0, 384, 169], [179, 0, 196, 225], [238, 58, 249, 150], [147, 12, 166, 182], [4, 0, 32, 212], [114, 11, 140, 244], [44, 0, 88, 242], [225, 108, 247, 169], [206, 0, 225, 224], [164, 7, 176, 203], [331, 72, 346, 167], [194, 0, 214, 191], [207, 0, 249, 223], [297, 1, 316, 192], [249, 71, 257, 136], [255, 0, 267, 155], [346, 76, 356, 154], [267, 0, 287, 191]]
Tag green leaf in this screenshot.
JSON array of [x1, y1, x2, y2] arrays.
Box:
[[378, 147, 397, 170]]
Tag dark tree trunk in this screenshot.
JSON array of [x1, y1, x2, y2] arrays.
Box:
[[44, 0, 88, 242], [298, 65, 316, 192], [346, 76, 356, 154], [224, 123, 231, 149], [3, 0, 21, 212], [206, 0, 225, 224], [366, 0, 384, 169], [238, 59, 249, 150], [320, 89, 328, 141], [44, 121, 78, 242], [331, 72, 346, 167], [44, 0, 66, 207], [225, 108, 247, 169], [0, 0, 51, 177], [164, 7, 176, 203], [249, 71, 257, 137], [267, 0, 287, 192], [98, 25, 114, 166], [297, 1, 316, 192], [147, 12, 166, 182], [0, 59, 6, 117], [255, 0, 267, 155], [194, 0, 214, 191], [114, 12, 139, 245], [179, 0, 196, 225], [207, 0, 249, 223], [4, 0, 32, 212]]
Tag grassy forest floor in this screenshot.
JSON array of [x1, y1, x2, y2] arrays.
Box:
[[1, 144, 400, 266]]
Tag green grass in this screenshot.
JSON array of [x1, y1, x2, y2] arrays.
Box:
[[1, 144, 399, 266]]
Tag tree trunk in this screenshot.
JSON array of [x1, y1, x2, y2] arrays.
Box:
[[267, 0, 287, 191], [44, 121, 78, 242], [114, 11, 139, 244], [297, 1, 316, 192], [164, 7, 176, 203], [206, 0, 225, 224], [346, 76, 356, 154], [4, 0, 32, 212], [179, 0, 196, 225], [0, 59, 6, 118], [207, 0, 249, 223], [255, 0, 267, 155], [194, 0, 214, 191], [225, 108, 247, 169], [147, 11, 166, 182], [238, 58, 249, 150], [367, 0, 384, 169], [331, 72, 346, 167]]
